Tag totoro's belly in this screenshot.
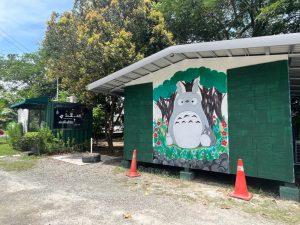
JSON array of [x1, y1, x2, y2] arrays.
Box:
[[173, 111, 203, 148]]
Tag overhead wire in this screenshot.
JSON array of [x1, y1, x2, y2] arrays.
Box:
[[0, 26, 29, 53]]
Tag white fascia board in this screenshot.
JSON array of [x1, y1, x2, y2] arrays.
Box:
[[172, 33, 300, 53], [86, 46, 178, 91]]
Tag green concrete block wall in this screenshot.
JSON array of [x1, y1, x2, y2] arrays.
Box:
[[124, 83, 153, 163], [228, 60, 294, 183]]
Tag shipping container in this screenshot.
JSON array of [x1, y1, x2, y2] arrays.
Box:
[[11, 97, 92, 145]]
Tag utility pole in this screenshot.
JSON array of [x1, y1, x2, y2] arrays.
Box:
[[56, 77, 59, 101]]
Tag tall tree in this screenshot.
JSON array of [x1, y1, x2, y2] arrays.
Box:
[[0, 52, 56, 128], [157, 0, 300, 43], [0, 52, 56, 99], [42, 0, 173, 150], [0, 88, 17, 129]]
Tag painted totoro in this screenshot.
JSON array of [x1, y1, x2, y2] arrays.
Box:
[[166, 78, 215, 148]]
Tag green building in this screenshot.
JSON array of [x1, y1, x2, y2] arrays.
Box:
[[11, 96, 92, 144], [87, 33, 300, 200]]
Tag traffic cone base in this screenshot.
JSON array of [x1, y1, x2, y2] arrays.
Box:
[[229, 159, 253, 201], [126, 149, 141, 178], [126, 170, 141, 178], [229, 191, 252, 201]]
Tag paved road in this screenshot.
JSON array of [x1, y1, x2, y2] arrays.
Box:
[[0, 158, 284, 225]]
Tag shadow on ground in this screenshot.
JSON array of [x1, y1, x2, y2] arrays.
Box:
[[137, 162, 284, 197]]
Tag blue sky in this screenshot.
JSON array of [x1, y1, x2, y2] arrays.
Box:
[[0, 0, 73, 55]]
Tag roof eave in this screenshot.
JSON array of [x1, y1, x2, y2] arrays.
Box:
[[86, 33, 300, 94]]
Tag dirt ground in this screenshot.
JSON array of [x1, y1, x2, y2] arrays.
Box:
[[0, 157, 299, 225]]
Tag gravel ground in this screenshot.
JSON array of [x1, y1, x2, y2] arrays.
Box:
[[0, 157, 298, 225]]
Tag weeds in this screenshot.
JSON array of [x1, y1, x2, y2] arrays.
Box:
[[113, 166, 126, 174], [138, 165, 179, 179]]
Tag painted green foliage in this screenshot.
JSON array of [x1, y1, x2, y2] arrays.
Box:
[[153, 67, 229, 170], [153, 67, 227, 102]]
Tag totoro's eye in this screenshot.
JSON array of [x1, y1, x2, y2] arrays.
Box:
[[191, 98, 198, 105], [178, 99, 184, 106]]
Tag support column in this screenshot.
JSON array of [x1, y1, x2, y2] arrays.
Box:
[[279, 183, 300, 202], [180, 167, 195, 181]]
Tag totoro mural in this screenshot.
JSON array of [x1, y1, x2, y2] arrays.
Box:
[[167, 77, 216, 148], [153, 67, 229, 173]]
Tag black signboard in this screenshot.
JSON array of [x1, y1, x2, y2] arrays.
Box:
[[53, 107, 85, 129]]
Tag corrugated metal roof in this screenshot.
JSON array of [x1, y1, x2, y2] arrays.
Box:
[[86, 33, 300, 95]]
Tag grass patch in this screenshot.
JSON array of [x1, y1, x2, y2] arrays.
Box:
[[0, 143, 18, 156], [0, 155, 39, 171], [242, 199, 300, 224], [0, 136, 6, 143], [0, 136, 20, 156], [113, 166, 126, 174], [214, 197, 300, 224]]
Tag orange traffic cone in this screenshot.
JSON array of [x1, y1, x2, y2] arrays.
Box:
[[229, 159, 252, 201], [126, 149, 141, 178]]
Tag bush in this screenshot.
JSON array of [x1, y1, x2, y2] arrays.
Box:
[[7, 123, 87, 155], [21, 127, 66, 154], [19, 132, 39, 152], [6, 122, 23, 150], [37, 127, 66, 154]]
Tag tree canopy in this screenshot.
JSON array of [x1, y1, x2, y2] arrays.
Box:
[[42, 0, 173, 149], [157, 0, 299, 43], [0, 52, 56, 99], [43, 0, 173, 103], [0, 52, 56, 128]]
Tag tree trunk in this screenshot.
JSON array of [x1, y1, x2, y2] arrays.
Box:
[[106, 127, 114, 152], [105, 97, 116, 153]]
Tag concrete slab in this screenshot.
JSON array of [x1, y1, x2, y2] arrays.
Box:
[[52, 154, 86, 166], [51, 154, 122, 166], [101, 155, 122, 164]]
